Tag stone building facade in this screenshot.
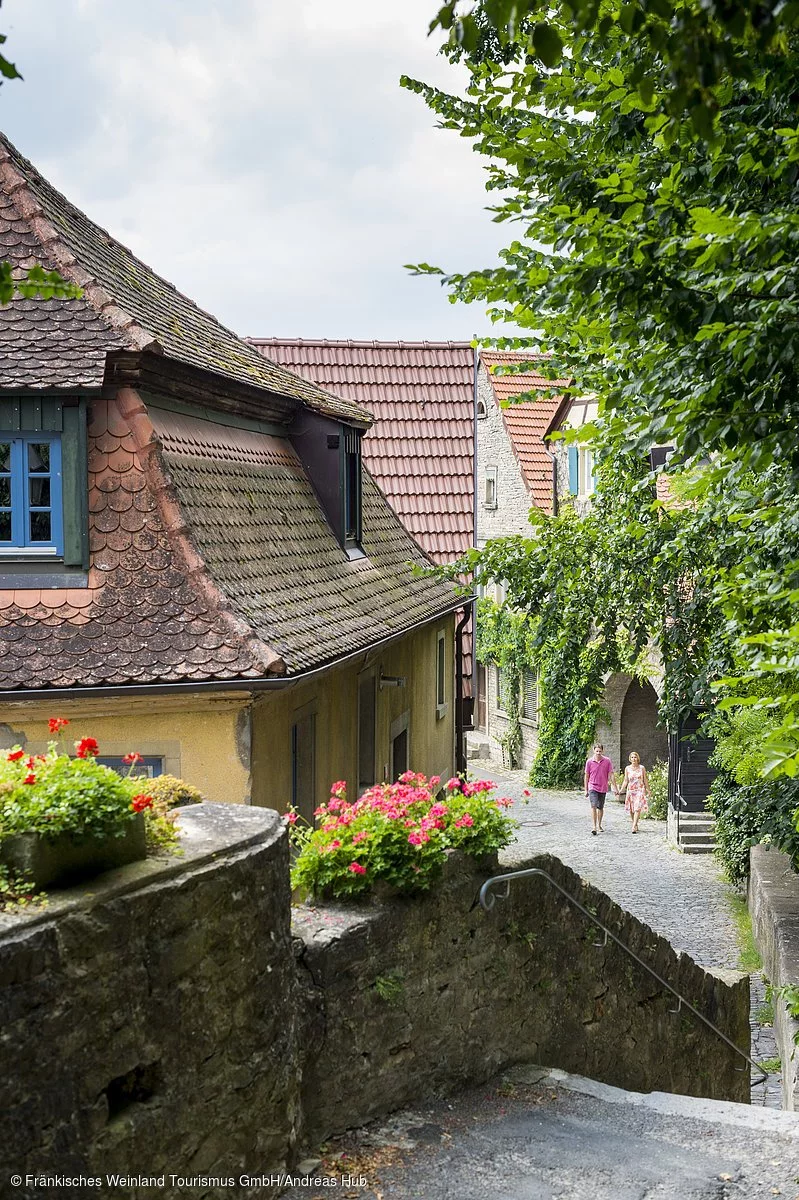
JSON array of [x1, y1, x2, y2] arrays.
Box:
[[472, 354, 566, 769]]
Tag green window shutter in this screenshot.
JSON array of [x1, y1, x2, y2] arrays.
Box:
[[61, 400, 88, 568]]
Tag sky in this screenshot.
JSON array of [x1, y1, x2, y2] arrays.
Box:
[[0, 0, 514, 342]]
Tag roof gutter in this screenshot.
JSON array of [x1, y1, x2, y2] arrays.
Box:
[[0, 599, 471, 703]]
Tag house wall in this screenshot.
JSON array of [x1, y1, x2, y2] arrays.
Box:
[[0, 694, 252, 803], [251, 617, 456, 814], [475, 363, 533, 547]]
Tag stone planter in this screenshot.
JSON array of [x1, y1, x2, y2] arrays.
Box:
[[0, 814, 146, 889]]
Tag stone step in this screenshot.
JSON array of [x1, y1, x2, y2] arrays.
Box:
[[679, 831, 717, 845], [678, 813, 716, 826], [680, 842, 716, 854]]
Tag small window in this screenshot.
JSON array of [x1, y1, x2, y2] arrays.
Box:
[[96, 756, 164, 778], [485, 466, 498, 509], [436, 629, 447, 717], [476, 398, 487, 419], [0, 435, 63, 555], [522, 668, 538, 723], [343, 427, 362, 548]]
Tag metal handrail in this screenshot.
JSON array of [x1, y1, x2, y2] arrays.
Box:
[[478, 866, 767, 1089]]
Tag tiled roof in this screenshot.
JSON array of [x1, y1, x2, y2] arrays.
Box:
[[0, 398, 459, 692], [0, 135, 369, 427], [152, 408, 460, 674], [481, 352, 569, 515], [0, 399, 269, 691], [249, 340, 475, 565]]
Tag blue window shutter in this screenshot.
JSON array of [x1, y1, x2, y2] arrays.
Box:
[[568, 446, 579, 494]]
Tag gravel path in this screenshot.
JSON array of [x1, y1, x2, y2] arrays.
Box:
[[485, 765, 782, 1108]]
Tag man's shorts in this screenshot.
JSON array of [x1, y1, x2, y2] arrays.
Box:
[[588, 789, 606, 810]]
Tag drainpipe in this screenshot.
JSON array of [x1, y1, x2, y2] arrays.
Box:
[[455, 606, 471, 774]]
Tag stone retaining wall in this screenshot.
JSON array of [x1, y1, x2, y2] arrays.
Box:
[[0, 805, 295, 1200], [749, 845, 799, 1109], [293, 851, 750, 1144], [0, 813, 752, 1195]]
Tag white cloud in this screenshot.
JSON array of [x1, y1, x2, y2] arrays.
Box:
[[1, 0, 515, 339]]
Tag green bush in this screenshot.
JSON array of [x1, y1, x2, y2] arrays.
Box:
[[147, 774, 203, 809], [645, 759, 668, 821], [289, 772, 516, 900], [706, 772, 799, 884]]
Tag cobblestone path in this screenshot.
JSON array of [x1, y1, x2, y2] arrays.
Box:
[[479, 765, 783, 1108]]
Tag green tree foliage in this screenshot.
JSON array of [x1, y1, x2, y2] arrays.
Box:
[[408, 0, 799, 792], [430, 0, 799, 132]]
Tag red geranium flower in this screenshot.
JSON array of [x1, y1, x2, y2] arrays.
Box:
[[6, 749, 24, 762], [23, 773, 36, 785], [75, 737, 99, 759], [130, 794, 154, 813], [48, 717, 70, 734], [122, 752, 144, 765]]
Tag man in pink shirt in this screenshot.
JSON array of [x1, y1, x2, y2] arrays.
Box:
[[584, 742, 618, 835]]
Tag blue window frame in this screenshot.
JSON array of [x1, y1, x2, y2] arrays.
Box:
[[0, 435, 63, 555]]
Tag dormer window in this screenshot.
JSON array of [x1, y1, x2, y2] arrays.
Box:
[[343, 427, 362, 552], [0, 399, 89, 584]]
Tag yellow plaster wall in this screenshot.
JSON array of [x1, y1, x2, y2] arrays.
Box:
[[0, 694, 252, 804], [251, 617, 456, 814]]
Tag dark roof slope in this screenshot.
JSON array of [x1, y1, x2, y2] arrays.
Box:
[[153, 408, 458, 673], [250, 339, 475, 564], [0, 135, 369, 426], [0, 398, 459, 692]]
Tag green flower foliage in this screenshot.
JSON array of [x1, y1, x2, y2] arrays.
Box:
[[0, 748, 139, 842], [289, 773, 516, 900]]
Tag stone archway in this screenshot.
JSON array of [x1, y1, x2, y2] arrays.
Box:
[[620, 680, 667, 770]]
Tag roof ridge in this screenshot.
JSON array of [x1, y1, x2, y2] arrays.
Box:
[[248, 337, 474, 350], [0, 137, 157, 354]]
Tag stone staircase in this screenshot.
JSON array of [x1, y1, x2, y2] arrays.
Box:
[[286, 1066, 799, 1200], [676, 810, 717, 854]]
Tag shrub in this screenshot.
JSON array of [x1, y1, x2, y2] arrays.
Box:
[[706, 771, 799, 884], [147, 775, 203, 809], [645, 759, 668, 821], [289, 772, 516, 900]]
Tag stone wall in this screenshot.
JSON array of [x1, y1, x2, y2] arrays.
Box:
[[294, 851, 750, 1144], [0, 810, 753, 1193], [0, 806, 295, 1200], [749, 846, 799, 1109]]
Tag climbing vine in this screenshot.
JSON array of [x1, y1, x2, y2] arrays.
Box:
[[475, 599, 532, 769]]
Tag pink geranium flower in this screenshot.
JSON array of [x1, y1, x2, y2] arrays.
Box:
[[445, 777, 461, 791], [348, 862, 367, 875], [454, 813, 474, 828]]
